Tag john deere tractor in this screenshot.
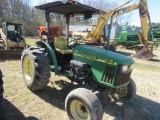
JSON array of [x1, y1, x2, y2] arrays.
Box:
[[21, 1, 136, 120], [148, 26, 160, 41], [114, 27, 141, 48]]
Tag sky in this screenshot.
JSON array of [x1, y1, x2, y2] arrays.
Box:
[[32, 0, 159, 26], [113, 0, 159, 26]]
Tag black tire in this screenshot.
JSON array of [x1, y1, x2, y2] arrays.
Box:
[[21, 46, 51, 90], [112, 79, 136, 102], [109, 43, 116, 52], [25, 116, 39, 120], [0, 70, 4, 103], [65, 88, 103, 120]]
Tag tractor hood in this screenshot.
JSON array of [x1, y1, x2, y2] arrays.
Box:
[[73, 45, 134, 65]]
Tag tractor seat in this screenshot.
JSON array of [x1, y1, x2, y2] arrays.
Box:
[[54, 37, 72, 54]]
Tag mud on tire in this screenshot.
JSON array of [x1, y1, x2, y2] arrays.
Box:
[[21, 47, 51, 90]]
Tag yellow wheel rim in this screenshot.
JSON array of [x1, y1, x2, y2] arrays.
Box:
[[23, 55, 33, 81], [70, 100, 90, 120], [115, 86, 128, 98]]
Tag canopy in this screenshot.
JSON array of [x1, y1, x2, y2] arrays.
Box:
[[35, 0, 104, 18]]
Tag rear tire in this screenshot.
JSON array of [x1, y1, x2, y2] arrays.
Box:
[[21, 47, 50, 90], [65, 88, 103, 120], [0, 70, 4, 103]]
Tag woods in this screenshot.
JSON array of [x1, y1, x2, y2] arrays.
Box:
[[0, 0, 133, 36], [0, 0, 45, 36]]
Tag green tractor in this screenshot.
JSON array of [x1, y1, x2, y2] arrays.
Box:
[[21, 1, 136, 120], [148, 26, 160, 41], [114, 26, 141, 48]]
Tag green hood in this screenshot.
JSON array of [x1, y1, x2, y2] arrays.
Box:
[[73, 45, 134, 65]]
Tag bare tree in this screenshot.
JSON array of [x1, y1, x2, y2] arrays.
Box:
[[114, 13, 133, 26], [0, 0, 133, 36], [75, 0, 132, 26]]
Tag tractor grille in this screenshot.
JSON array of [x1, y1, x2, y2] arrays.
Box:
[[102, 65, 116, 84], [102, 65, 132, 86], [114, 70, 132, 86]]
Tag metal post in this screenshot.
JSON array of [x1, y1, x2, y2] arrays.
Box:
[[45, 11, 50, 44], [106, 12, 115, 50], [66, 14, 70, 45]]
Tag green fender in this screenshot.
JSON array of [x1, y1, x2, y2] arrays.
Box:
[[36, 41, 58, 74]]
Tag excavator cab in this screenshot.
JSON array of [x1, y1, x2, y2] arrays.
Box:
[[2, 22, 23, 43]]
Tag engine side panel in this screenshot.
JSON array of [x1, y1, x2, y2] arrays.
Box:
[[73, 45, 134, 87]]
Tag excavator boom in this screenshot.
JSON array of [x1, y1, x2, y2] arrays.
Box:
[[93, 0, 151, 42], [93, 2, 139, 40], [138, 0, 149, 45], [91, 0, 153, 60]]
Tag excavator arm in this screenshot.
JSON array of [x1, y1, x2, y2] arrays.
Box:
[[93, 1, 139, 40], [92, 0, 150, 46], [92, 0, 154, 60], [133, 0, 155, 60], [138, 0, 150, 45]]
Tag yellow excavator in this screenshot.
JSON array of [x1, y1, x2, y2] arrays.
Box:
[[0, 22, 26, 59], [73, 0, 138, 42], [74, 0, 154, 59], [106, 0, 154, 60]]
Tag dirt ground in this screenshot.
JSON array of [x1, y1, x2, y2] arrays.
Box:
[[0, 45, 160, 120]]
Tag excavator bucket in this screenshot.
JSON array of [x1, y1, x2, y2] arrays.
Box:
[[132, 45, 153, 60], [132, 32, 154, 60]]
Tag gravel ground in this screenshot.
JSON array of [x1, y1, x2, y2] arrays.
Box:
[[0, 46, 159, 120], [102, 47, 160, 120]]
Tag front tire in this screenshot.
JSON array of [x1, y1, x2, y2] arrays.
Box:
[[112, 79, 136, 102], [65, 88, 103, 120], [21, 47, 50, 90]]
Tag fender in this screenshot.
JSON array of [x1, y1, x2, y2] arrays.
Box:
[[36, 41, 58, 74]]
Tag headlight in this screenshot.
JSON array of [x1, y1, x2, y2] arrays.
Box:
[[122, 65, 128, 72], [122, 64, 133, 72]]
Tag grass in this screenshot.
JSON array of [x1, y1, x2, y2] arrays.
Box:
[[25, 37, 37, 46], [0, 59, 71, 119], [133, 63, 160, 72]]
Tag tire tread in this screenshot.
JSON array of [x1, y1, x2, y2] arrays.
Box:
[[21, 47, 50, 90], [65, 88, 103, 120]]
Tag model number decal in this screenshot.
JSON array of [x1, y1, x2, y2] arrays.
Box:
[[81, 54, 97, 60], [74, 53, 117, 65], [104, 59, 116, 65]]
